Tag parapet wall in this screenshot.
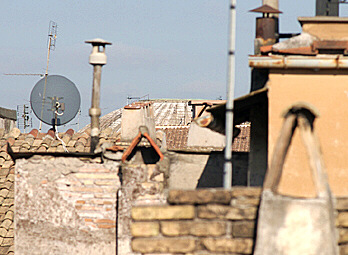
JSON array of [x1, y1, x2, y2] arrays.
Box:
[[131, 188, 348, 255]]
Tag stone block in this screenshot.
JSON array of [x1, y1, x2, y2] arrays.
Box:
[[132, 238, 195, 253], [201, 238, 253, 254], [337, 199, 348, 211], [338, 212, 348, 227], [197, 204, 257, 220], [231, 187, 261, 198], [232, 221, 255, 238], [168, 189, 231, 205], [340, 228, 348, 244], [131, 222, 160, 237], [340, 244, 348, 255], [231, 198, 260, 207], [161, 221, 226, 237], [132, 205, 195, 220]]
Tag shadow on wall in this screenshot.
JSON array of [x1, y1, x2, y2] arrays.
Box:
[[197, 152, 249, 188]]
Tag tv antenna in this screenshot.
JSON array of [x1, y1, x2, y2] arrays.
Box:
[[39, 20, 58, 131], [17, 104, 32, 133], [3, 21, 57, 79]]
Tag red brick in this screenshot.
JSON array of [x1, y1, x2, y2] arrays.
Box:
[[75, 205, 102, 211], [95, 219, 115, 224], [97, 224, 116, 229]]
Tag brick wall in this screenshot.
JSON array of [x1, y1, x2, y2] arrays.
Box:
[[131, 188, 348, 255], [15, 156, 121, 255]]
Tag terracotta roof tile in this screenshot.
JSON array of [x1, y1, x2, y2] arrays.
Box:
[[232, 123, 251, 153], [0, 164, 14, 252], [261, 45, 316, 55], [161, 127, 190, 150]]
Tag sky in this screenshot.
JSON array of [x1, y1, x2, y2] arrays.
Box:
[[1, 0, 347, 132]]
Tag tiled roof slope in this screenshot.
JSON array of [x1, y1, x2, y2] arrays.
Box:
[[80, 99, 193, 134], [161, 127, 190, 150], [232, 123, 250, 153], [161, 124, 250, 152], [0, 129, 17, 255], [79, 99, 250, 152]]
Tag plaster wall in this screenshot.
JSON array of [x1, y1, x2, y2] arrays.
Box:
[[187, 122, 225, 147], [268, 70, 348, 197], [168, 152, 247, 189], [302, 22, 348, 40]]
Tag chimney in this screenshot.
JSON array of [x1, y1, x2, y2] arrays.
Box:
[[85, 38, 112, 153], [120, 102, 156, 143], [250, 4, 282, 54], [316, 0, 339, 16]]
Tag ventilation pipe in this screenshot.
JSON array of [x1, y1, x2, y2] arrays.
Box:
[[85, 38, 112, 153]]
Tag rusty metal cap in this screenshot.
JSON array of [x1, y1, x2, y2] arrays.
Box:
[[249, 4, 282, 14]]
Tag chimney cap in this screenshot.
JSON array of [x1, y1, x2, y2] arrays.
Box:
[[85, 38, 112, 46], [249, 4, 282, 14]]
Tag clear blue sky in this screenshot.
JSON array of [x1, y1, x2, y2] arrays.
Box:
[[1, 0, 347, 131]]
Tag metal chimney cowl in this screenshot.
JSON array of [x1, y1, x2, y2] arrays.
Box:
[[85, 38, 112, 65]]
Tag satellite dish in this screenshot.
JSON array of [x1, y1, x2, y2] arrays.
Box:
[[30, 75, 81, 126]]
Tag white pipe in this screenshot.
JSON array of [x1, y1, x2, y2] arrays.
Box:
[[224, 0, 237, 189], [249, 55, 348, 69]]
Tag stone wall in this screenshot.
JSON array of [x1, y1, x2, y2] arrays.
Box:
[[15, 156, 121, 255], [118, 163, 167, 254], [131, 188, 259, 254], [131, 188, 348, 255]]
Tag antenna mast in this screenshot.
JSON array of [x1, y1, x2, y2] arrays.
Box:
[[39, 21, 57, 131]]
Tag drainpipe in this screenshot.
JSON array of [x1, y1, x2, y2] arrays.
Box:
[[85, 38, 112, 153], [224, 0, 236, 189]]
